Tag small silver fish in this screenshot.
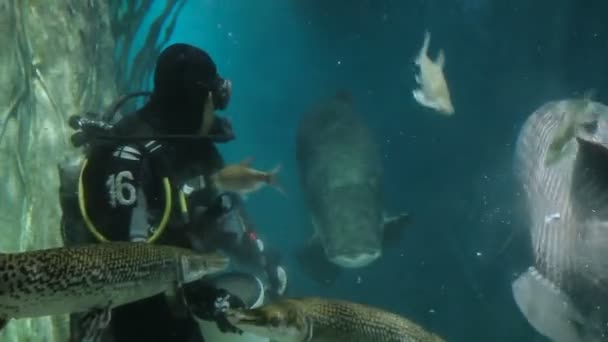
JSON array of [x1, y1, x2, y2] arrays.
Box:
[[413, 31, 455, 116], [211, 157, 285, 198]]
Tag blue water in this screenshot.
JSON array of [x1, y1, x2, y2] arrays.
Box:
[[131, 1, 608, 340]]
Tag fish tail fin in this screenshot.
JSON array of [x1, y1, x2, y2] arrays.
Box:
[[267, 163, 286, 197]]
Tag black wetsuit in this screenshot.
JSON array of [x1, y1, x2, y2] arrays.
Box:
[[60, 43, 283, 342], [69, 110, 278, 342]]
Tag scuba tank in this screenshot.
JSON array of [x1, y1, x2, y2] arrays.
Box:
[[58, 92, 152, 246], [67, 91, 152, 148], [66, 90, 234, 148]]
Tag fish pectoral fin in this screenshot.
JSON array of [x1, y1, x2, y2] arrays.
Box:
[[300, 218, 343, 284], [382, 212, 411, 248], [383, 212, 410, 228], [512, 267, 586, 342], [436, 49, 445, 68], [240, 156, 255, 166], [412, 89, 436, 109], [78, 303, 113, 342], [0, 317, 9, 331], [306, 232, 320, 246], [165, 283, 190, 318], [296, 239, 341, 285]]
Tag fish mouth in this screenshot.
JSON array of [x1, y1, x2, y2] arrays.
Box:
[[437, 103, 455, 115], [226, 308, 264, 327], [571, 120, 608, 221], [330, 250, 381, 268]]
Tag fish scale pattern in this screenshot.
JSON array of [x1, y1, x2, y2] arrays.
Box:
[[291, 297, 444, 342]]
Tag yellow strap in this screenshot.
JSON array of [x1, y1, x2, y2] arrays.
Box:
[[78, 158, 172, 243], [179, 191, 189, 219]]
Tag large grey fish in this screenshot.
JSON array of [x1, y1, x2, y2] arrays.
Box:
[[295, 90, 409, 273], [226, 297, 445, 342], [0, 242, 229, 341], [512, 98, 608, 342]]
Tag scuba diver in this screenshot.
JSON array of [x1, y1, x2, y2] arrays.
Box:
[[58, 43, 287, 341]]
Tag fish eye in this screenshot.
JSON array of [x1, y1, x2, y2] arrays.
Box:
[[269, 316, 281, 327], [582, 120, 598, 134]]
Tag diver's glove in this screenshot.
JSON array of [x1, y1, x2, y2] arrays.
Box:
[[207, 116, 235, 143], [183, 280, 244, 334], [267, 265, 288, 298], [208, 192, 236, 218], [68, 114, 114, 147], [212, 292, 244, 334], [181, 177, 234, 225], [263, 249, 288, 298]]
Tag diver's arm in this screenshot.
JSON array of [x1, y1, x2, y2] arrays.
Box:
[[206, 192, 288, 298], [194, 192, 289, 298], [235, 231, 288, 299], [261, 247, 288, 299], [183, 279, 244, 334]]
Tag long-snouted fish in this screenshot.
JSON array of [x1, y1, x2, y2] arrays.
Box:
[[226, 297, 445, 342], [0, 242, 229, 340], [512, 98, 608, 341]]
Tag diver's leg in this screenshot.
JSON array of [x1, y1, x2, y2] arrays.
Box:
[[111, 295, 202, 342]]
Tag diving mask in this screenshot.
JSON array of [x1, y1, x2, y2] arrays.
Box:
[[213, 77, 232, 110]]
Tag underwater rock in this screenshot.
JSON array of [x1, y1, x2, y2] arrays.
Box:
[[0, 1, 118, 341], [0, 1, 187, 340]]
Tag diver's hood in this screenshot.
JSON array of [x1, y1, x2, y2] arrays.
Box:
[[149, 43, 225, 135], [153, 44, 217, 105], [68, 43, 234, 147]]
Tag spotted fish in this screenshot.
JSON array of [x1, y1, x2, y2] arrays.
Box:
[[0, 242, 229, 341], [226, 297, 445, 342], [512, 98, 608, 341]]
